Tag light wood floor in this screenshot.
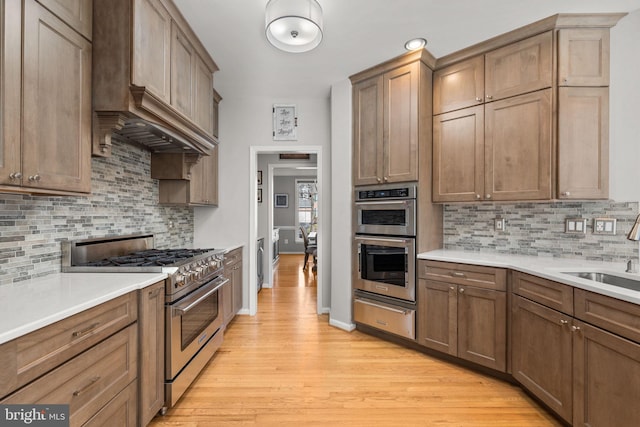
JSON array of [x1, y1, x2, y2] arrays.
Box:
[[150, 255, 560, 426]]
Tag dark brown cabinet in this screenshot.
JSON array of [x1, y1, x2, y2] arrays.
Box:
[[418, 261, 507, 372]]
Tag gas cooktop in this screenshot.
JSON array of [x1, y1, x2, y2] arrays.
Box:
[[77, 248, 216, 267]]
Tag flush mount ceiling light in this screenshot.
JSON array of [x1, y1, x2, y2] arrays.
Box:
[[265, 0, 323, 53], [404, 37, 427, 51]]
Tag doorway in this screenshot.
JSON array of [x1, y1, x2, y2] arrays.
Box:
[[248, 146, 324, 316]]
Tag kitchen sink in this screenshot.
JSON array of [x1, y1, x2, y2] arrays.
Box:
[[562, 271, 640, 292]]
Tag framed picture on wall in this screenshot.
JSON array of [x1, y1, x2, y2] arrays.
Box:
[[273, 104, 297, 140], [274, 193, 288, 208], [257, 170, 263, 186]]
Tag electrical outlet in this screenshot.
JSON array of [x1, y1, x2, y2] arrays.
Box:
[[593, 218, 616, 235], [494, 218, 505, 231], [284, 238, 289, 244]]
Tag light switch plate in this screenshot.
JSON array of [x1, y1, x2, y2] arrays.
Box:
[[593, 218, 616, 235], [565, 218, 587, 234], [494, 218, 505, 231]]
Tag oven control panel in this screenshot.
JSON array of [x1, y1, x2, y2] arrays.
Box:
[[355, 184, 416, 201]]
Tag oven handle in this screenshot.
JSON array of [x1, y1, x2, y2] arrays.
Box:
[[355, 200, 411, 206], [172, 277, 229, 316], [355, 298, 412, 315], [354, 236, 411, 245]]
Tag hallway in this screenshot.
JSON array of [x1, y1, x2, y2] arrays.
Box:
[[149, 256, 560, 426]]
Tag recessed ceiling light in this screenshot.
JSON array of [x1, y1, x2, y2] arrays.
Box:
[[404, 37, 427, 51]]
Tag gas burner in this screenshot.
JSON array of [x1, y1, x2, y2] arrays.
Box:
[[77, 248, 216, 268]]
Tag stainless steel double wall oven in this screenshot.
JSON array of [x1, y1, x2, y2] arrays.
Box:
[[353, 183, 417, 339]]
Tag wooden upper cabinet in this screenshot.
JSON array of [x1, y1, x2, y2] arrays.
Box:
[[0, 0, 21, 187], [558, 28, 610, 87], [384, 61, 419, 184], [558, 87, 609, 199], [21, 0, 91, 193], [36, 0, 92, 40], [212, 89, 222, 139], [433, 56, 484, 115], [171, 20, 196, 119], [432, 106, 484, 202], [352, 75, 384, 186], [132, 0, 172, 103], [194, 56, 215, 135], [485, 89, 552, 201], [485, 31, 552, 102]]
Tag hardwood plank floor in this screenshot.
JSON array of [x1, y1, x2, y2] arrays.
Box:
[[150, 255, 560, 426], [273, 254, 317, 288]]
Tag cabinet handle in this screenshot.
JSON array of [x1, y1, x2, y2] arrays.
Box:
[[485, 194, 492, 199], [486, 95, 493, 100], [148, 288, 162, 298], [73, 376, 101, 397], [561, 191, 571, 197], [459, 288, 465, 293], [9, 172, 22, 180], [450, 272, 466, 278], [28, 174, 41, 182], [449, 286, 455, 291], [560, 319, 569, 325], [72, 322, 100, 338], [571, 325, 581, 332], [475, 97, 482, 102]]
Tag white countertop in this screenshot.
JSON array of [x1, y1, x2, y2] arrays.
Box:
[[0, 272, 167, 345], [419, 250, 640, 305]]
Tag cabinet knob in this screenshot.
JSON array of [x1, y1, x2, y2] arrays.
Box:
[[571, 325, 581, 332], [376, 177, 382, 183], [475, 97, 482, 102], [485, 194, 491, 199], [28, 174, 41, 182], [449, 286, 455, 291], [561, 191, 571, 197], [9, 172, 22, 180], [383, 176, 388, 182], [475, 194, 481, 200], [486, 95, 493, 100], [459, 288, 465, 293], [560, 319, 569, 325]]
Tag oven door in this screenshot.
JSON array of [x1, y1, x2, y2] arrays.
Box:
[[355, 199, 416, 236], [354, 235, 416, 301], [166, 275, 227, 380]]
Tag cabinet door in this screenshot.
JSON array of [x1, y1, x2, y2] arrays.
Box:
[[193, 55, 214, 135], [21, 0, 91, 193], [485, 31, 552, 102], [558, 28, 610, 87], [383, 62, 419, 184], [433, 56, 484, 115], [418, 279, 457, 355], [432, 106, 484, 202], [138, 282, 165, 427], [132, 0, 171, 103], [353, 75, 384, 185], [457, 286, 506, 372], [36, 0, 92, 40], [171, 21, 195, 119], [0, 0, 21, 186], [232, 260, 243, 316], [511, 296, 572, 422], [484, 89, 552, 201], [221, 276, 233, 326], [558, 87, 609, 199], [189, 157, 206, 204], [573, 320, 640, 427], [203, 147, 218, 205]]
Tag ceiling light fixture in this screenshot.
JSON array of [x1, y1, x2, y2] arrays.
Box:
[[404, 37, 427, 51], [265, 0, 323, 53]]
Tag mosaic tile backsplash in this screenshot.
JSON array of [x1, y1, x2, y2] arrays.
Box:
[[0, 141, 194, 285], [443, 201, 640, 262]]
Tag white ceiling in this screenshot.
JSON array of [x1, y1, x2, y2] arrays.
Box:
[[174, 0, 640, 100]]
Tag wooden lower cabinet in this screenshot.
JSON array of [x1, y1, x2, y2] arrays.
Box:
[[83, 381, 137, 427], [223, 247, 243, 326], [138, 281, 165, 426], [418, 278, 507, 372], [573, 320, 640, 427], [511, 295, 573, 422]]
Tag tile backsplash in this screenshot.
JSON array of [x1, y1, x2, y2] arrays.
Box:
[[0, 141, 193, 286], [444, 201, 640, 262]]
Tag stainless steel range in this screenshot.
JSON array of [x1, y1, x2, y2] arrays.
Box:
[[62, 234, 228, 409]]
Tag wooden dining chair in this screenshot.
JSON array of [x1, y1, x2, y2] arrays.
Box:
[[300, 226, 317, 271]]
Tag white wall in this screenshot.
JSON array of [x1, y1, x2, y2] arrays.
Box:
[[610, 9, 640, 202], [194, 96, 331, 313]]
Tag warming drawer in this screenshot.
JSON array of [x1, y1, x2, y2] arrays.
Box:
[[354, 297, 415, 340]]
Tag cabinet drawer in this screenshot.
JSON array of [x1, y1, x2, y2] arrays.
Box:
[[512, 272, 573, 315], [2, 324, 137, 426], [83, 380, 137, 427], [0, 292, 138, 398], [224, 248, 242, 267], [419, 260, 506, 291], [354, 298, 415, 340], [574, 289, 640, 344]]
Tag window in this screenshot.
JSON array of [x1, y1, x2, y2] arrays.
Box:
[[295, 179, 318, 243]]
